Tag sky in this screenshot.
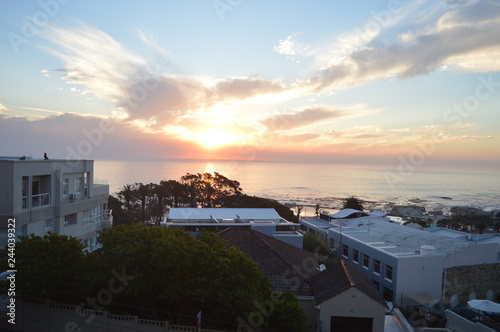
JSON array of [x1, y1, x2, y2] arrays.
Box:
[[0, 0, 499, 167]]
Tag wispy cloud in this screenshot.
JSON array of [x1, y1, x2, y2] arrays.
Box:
[[302, 0, 500, 92], [260, 105, 351, 131]]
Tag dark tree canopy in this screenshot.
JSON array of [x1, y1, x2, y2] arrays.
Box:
[[220, 194, 298, 222], [0, 233, 85, 303], [343, 196, 364, 211]]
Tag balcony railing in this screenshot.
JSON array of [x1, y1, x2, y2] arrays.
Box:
[[31, 193, 50, 207]]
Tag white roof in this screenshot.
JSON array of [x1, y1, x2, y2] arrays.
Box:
[[168, 208, 283, 221], [328, 209, 386, 219], [301, 216, 478, 257]]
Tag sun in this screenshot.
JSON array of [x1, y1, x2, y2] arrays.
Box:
[[196, 129, 235, 149]]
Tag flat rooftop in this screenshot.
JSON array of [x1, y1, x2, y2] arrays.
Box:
[[301, 216, 474, 258], [167, 208, 288, 223]]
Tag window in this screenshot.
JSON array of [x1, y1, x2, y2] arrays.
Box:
[[64, 213, 77, 225], [342, 244, 349, 257], [329, 238, 334, 249], [383, 287, 394, 302], [363, 254, 370, 268], [373, 281, 380, 291], [22, 176, 29, 209], [374, 259, 381, 274], [353, 249, 359, 263], [63, 179, 69, 196], [74, 177, 82, 193], [45, 218, 54, 230], [386, 265, 393, 281]]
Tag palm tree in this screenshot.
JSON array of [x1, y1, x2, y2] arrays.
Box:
[[117, 184, 136, 212]]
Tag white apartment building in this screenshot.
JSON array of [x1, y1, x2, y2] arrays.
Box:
[[0, 157, 111, 251], [300, 211, 499, 306]]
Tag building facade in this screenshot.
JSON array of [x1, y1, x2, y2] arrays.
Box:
[[0, 157, 111, 251], [300, 212, 499, 307]]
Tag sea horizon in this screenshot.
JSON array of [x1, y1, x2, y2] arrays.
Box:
[[94, 158, 500, 215]]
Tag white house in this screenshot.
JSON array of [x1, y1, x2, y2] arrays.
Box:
[[311, 260, 387, 332], [164, 207, 303, 248], [0, 157, 111, 251], [300, 211, 499, 307]]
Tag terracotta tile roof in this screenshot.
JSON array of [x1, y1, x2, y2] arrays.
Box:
[[217, 228, 318, 296], [311, 260, 387, 307]]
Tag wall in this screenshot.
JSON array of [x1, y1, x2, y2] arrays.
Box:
[[446, 243, 498, 268], [396, 255, 445, 306], [444, 263, 500, 306], [318, 287, 386, 332]]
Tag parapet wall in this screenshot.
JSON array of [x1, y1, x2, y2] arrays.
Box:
[[444, 263, 500, 306]]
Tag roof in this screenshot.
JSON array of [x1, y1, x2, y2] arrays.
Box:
[[168, 208, 284, 222], [302, 216, 475, 257], [311, 260, 387, 307], [330, 209, 369, 219], [217, 227, 318, 296]]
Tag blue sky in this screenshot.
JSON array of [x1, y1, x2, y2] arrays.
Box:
[[1, 0, 499, 167]]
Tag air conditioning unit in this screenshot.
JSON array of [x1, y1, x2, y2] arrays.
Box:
[[69, 193, 78, 200]]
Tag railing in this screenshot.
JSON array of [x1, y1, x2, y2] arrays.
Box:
[[31, 193, 50, 207]]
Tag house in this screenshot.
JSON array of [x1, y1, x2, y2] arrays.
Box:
[[311, 260, 387, 332], [164, 207, 303, 248], [0, 157, 111, 251], [217, 227, 319, 328], [300, 211, 499, 307]]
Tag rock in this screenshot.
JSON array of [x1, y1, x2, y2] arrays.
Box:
[[389, 205, 426, 217], [429, 210, 443, 216], [450, 206, 485, 216]]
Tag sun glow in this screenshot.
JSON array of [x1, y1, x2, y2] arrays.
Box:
[[197, 129, 235, 148]]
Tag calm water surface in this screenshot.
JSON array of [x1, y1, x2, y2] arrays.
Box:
[[94, 159, 500, 214]]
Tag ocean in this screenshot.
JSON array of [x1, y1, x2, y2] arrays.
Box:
[[94, 159, 500, 215]]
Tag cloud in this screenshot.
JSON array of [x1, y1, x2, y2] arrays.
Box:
[[260, 105, 351, 131], [304, 0, 500, 92], [42, 23, 294, 128], [0, 103, 8, 114], [0, 113, 203, 160]]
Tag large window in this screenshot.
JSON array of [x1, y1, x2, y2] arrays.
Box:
[[374, 259, 381, 274], [385, 265, 393, 281], [353, 249, 359, 263], [342, 244, 349, 257]]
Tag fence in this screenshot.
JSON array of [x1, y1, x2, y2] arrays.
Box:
[[16, 297, 230, 332]]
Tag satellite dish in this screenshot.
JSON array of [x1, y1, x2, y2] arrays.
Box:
[[385, 301, 394, 313]]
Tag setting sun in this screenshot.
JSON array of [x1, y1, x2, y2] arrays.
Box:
[[197, 129, 235, 149]]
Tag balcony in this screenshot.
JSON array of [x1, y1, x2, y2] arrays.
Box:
[[102, 209, 113, 229], [31, 193, 50, 207]]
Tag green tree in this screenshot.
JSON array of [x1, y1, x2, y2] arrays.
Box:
[[343, 196, 364, 211], [117, 184, 136, 212], [0, 233, 85, 303], [87, 224, 272, 328], [268, 291, 307, 332], [303, 232, 338, 267]]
